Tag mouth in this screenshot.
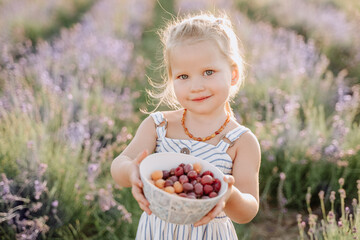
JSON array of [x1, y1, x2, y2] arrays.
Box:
[[191, 95, 212, 102]]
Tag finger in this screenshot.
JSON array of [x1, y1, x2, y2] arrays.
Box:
[[135, 150, 149, 165], [224, 175, 235, 185], [131, 186, 150, 206], [134, 178, 143, 188], [139, 202, 152, 215], [132, 191, 149, 207], [134, 194, 150, 209], [212, 201, 226, 216], [194, 215, 212, 227], [129, 172, 141, 186], [194, 202, 224, 227]]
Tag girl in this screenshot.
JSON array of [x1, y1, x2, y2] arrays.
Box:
[[111, 13, 261, 239]]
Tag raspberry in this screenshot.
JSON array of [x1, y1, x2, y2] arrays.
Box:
[[174, 166, 184, 177], [203, 184, 213, 195], [201, 175, 214, 185]]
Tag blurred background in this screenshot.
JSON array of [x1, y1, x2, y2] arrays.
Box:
[[0, 0, 359, 239]]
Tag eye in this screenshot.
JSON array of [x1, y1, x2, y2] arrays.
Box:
[[178, 74, 188, 80], [204, 70, 214, 76]]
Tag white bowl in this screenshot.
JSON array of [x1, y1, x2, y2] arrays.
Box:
[[139, 152, 228, 225]]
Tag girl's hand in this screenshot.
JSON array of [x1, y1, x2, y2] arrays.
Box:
[[193, 175, 235, 227], [129, 150, 152, 215]]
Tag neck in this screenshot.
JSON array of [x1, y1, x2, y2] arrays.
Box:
[[184, 107, 228, 125], [181, 108, 230, 141]]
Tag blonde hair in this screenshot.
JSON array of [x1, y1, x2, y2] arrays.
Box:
[[147, 12, 245, 114]]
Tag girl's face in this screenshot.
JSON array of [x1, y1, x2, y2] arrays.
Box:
[[170, 40, 238, 115]]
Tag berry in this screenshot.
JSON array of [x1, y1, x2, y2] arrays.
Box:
[[164, 186, 175, 194], [186, 194, 196, 199], [193, 162, 202, 173], [209, 192, 218, 198], [155, 179, 165, 189], [151, 170, 163, 181], [179, 175, 189, 184], [187, 192, 196, 198], [212, 178, 221, 192], [194, 183, 203, 195], [201, 175, 214, 185], [162, 170, 170, 179], [187, 170, 198, 180], [169, 175, 178, 182], [190, 180, 198, 186], [183, 164, 193, 174], [174, 166, 184, 177], [179, 193, 187, 198], [173, 181, 183, 193], [164, 179, 174, 187], [201, 171, 214, 177], [183, 183, 194, 192], [203, 184, 213, 195]]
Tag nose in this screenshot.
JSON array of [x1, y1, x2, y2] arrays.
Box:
[[190, 77, 205, 92]]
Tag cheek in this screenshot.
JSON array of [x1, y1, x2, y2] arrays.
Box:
[[173, 82, 184, 98]]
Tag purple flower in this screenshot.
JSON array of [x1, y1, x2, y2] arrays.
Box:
[[51, 200, 59, 208], [98, 188, 116, 212], [34, 180, 47, 200], [87, 163, 100, 186], [279, 172, 286, 181]]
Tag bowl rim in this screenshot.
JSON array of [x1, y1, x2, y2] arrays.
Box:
[[139, 152, 228, 203]]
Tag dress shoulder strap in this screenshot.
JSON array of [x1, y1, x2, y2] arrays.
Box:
[[225, 125, 249, 142], [150, 112, 167, 139], [220, 125, 250, 151]]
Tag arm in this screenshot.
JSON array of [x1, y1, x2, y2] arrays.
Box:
[[224, 131, 261, 223], [194, 131, 261, 226]]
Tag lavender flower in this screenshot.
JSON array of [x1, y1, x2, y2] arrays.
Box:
[[339, 178, 345, 187], [98, 187, 117, 212], [38, 163, 47, 177], [338, 220, 343, 227], [51, 200, 59, 214], [0, 173, 12, 198], [34, 180, 47, 200], [339, 188, 346, 199], [87, 163, 100, 187], [30, 202, 43, 213], [279, 172, 286, 181], [330, 191, 336, 202]]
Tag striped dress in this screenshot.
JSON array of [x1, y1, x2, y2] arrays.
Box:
[[136, 112, 250, 240]]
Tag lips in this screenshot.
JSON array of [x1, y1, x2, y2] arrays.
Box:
[[191, 95, 212, 101]]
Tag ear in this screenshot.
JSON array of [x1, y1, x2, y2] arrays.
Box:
[[231, 65, 239, 86]]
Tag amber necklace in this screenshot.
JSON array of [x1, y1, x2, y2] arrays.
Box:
[[181, 109, 230, 142]]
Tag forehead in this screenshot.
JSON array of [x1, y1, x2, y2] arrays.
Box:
[[169, 40, 228, 70]]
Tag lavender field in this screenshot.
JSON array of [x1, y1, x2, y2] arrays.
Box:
[[0, 0, 359, 239]]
